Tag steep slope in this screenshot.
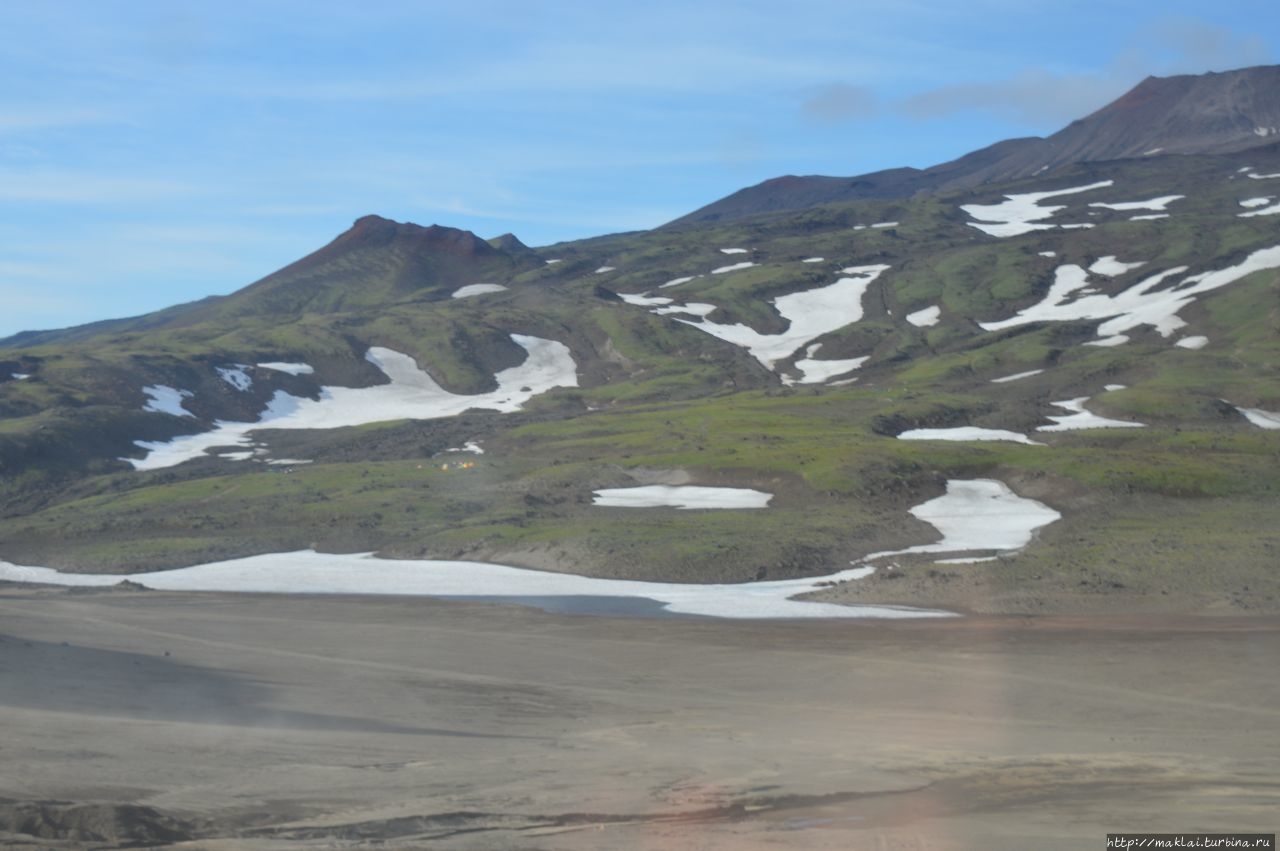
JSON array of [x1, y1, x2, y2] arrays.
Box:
[[669, 65, 1280, 226]]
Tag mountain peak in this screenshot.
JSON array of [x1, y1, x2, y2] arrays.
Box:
[[336, 216, 495, 258], [666, 64, 1280, 227]]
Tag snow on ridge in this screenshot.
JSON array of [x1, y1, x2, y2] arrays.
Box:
[[991, 369, 1043, 384], [1088, 195, 1183, 212], [905, 305, 941, 327], [257, 362, 314, 376], [897, 427, 1042, 445], [125, 336, 578, 471], [142, 385, 195, 417], [452, 283, 508, 298], [979, 246, 1280, 343], [1036, 397, 1145, 431], [592, 485, 772, 510], [961, 180, 1113, 238]]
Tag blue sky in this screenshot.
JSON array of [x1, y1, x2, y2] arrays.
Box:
[[2, 1, 1277, 337]]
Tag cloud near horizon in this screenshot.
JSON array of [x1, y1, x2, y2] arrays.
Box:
[[803, 16, 1275, 130], [800, 83, 879, 125]]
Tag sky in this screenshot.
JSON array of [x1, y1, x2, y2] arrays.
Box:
[[2, 1, 1277, 338]]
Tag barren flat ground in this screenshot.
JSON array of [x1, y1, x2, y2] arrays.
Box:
[[1, 586, 1277, 850]]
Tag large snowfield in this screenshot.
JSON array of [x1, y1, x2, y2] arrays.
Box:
[[0, 479, 1060, 619]]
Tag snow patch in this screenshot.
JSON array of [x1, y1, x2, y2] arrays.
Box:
[[897, 427, 1041, 445], [11, 373, 30, 380], [871, 221, 898, 228], [594, 266, 615, 274], [653, 302, 717, 317], [782, 344, 868, 386], [672, 265, 889, 370], [905, 305, 941, 327], [125, 336, 577, 471], [1036, 397, 1145, 431], [1087, 256, 1146, 277], [1088, 195, 1183, 212], [1239, 201, 1280, 218], [1129, 213, 1169, 221], [216, 366, 252, 392], [857, 479, 1060, 563], [1247, 172, 1280, 180], [719, 247, 748, 254], [660, 276, 699, 288], [1038, 251, 1056, 258], [617, 292, 673, 307], [1175, 336, 1209, 349], [980, 247, 1280, 343], [452, 283, 508, 298], [991, 369, 1043, 384], [711, 261, 757, 274], [142, 385, 194, 417], [1235, 406, 1280, 430], [257, 362, 314, 376], [801, 257, 825, 263], [1239, 197, 1273, 208], [445, 441, 484, 454], [592, 485, 772, 510], [961, 180, 1113, 238]]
